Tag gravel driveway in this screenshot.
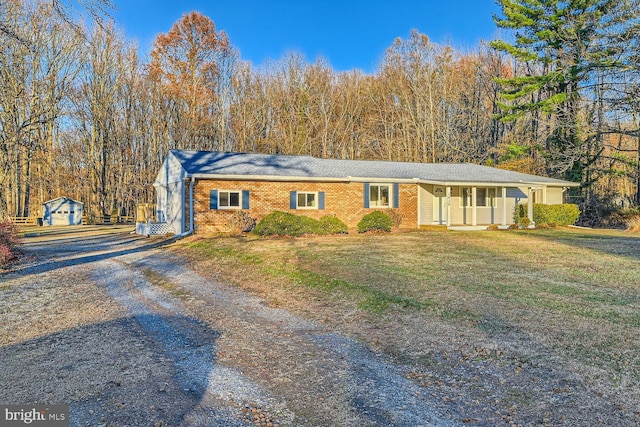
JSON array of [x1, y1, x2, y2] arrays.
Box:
[[0, 226, 460, 426]]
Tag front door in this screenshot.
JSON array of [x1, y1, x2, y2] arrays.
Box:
[[433, 186, 448, 225]]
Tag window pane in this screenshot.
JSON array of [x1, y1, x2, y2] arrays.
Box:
[[462, 188, 470, 207], [220, 192, 229, 207], [380, 186, 389, 206], [370, 186, 379, 205], [229, 192, 240, 207], [307, 193, 316, 207], [476, 188, 486, 207], [488, 188, 496, 207], [298, 193, 306, 207]]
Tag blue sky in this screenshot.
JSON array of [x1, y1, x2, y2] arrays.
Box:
[[113, 1, 502, 73]]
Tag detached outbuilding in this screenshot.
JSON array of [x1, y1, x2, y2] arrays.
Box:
[[42, 196, 83, 226]]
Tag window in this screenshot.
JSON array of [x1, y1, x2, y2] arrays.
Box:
[[210, 190, 250, 210], [369, 184, 390, 207], [477, 188, 496, 207], [460, 188, 472, 207], [219, 191, 241, 209], [364, 183, 399, 208], [297, 192, 317, 209], [290, 191, 324, 210], [460, 188, 496, 207]]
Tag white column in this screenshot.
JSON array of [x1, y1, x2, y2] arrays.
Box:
[[471, 187, 477, 226], [527, 187, 535, 227], [446, 186, 451, 227], [417, 184, 422, 226], [502, 186, 507, 226]]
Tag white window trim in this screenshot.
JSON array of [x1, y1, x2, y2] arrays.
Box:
[[296, 191, 318, 209], [459, 187, 497, 208], [477, 188, 497, 208], [370, 184, 392, 208], [218, 190, 242, 210], [459, 187, 472, 208]]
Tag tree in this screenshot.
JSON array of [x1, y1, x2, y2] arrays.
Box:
[[0, 1, 82, 217], [149, 11, 236, 150], [490, 0, 640, 195], [1, 0, 113, 41]]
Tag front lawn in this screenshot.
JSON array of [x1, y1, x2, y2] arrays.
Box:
[[175, 228, 640, 425]]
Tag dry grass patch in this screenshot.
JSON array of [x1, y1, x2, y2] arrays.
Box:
[[625, 214, 640, 232]]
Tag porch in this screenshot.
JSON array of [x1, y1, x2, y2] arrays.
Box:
[[417, 184, 554, 228]]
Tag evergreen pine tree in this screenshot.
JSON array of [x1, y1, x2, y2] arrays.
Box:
[[490, 0, 639, 192]]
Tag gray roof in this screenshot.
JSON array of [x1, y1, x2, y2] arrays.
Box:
[[43, 196, 83, 205], [170, 150, 578, 187]]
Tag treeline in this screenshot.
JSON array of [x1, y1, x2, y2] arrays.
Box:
[[1, 1, 639, 222]]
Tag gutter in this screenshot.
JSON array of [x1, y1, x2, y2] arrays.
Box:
[[189, 173, 349, 182], [188, 173, 578, 188], [174, 176, 196, 239]]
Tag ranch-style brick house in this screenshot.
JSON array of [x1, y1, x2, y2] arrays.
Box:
[[151, 150, 579, 235]]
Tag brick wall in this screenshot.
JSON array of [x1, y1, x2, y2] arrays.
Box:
[[193, 179, 418, 234]]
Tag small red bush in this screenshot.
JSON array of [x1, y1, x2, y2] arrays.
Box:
[[0, 219, 21, 268]]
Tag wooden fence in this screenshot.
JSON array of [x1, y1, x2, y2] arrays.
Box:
[[8, 216, 134, 225], [8, 216, 38, 225], [101, 215, 134, 224]]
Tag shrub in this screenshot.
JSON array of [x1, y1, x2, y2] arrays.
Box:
[[253, 212, 347, 237], [0, 219, 21, 268], [317, 215, 348, 235], [357, 211, 394, 233], [253, 211, 317, 237], [227, 211, 257, 233], [515, 203, 580, 227], [625, 215, 640, 232], [518, 216, 531, 228], [487, 224, 499, 231], [532, 204, 580, 226]]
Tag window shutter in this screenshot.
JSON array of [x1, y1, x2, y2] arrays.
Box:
[[393, 183, 400, 208], [209, 190, 218, 210], [290, 191, 297, 209], [363, 183, 370, 208], [242, 190, 250, 209], [318, 192, 325, 210]]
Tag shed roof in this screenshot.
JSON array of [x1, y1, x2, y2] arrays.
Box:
[[169, 150, 579, 187], [43, 196, 83, 205]]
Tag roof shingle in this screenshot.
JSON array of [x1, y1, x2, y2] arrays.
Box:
[[170, 150, 578, 186]]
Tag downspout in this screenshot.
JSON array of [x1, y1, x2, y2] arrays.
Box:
[[174, 177, 195, 239]]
